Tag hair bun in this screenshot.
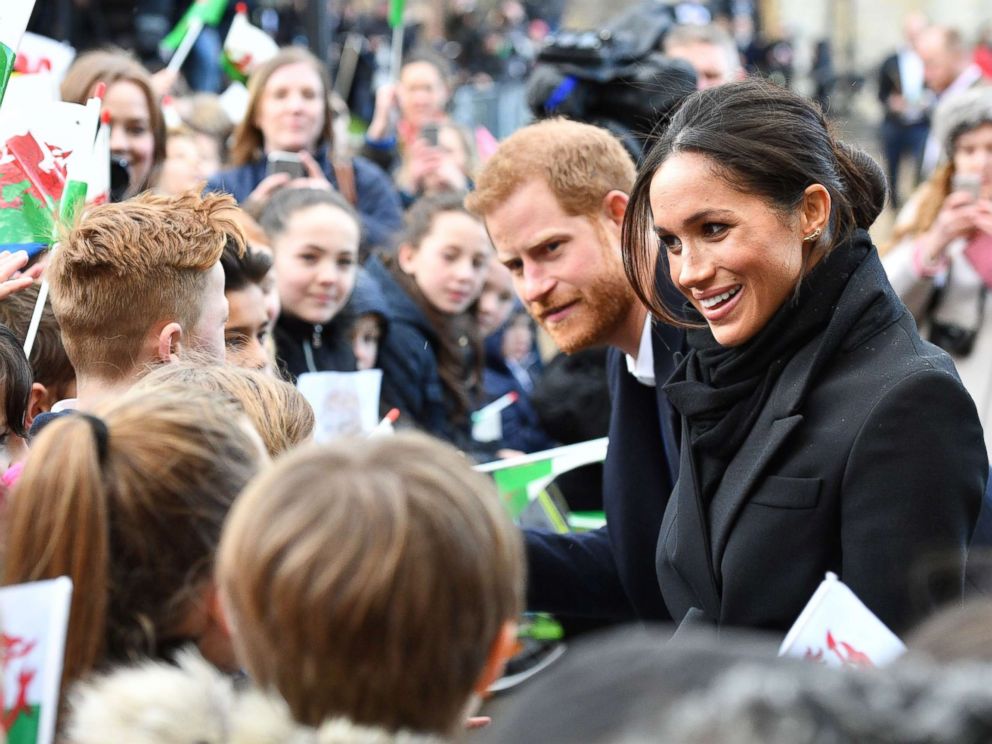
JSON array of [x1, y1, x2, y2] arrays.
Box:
[[835, 142, 887, 230]]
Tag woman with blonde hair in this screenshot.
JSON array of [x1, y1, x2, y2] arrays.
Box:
[[883, 87, 992, 454], [137, 362, 314, 456], [206, 47, 403, 251], [3, 387, 265, 691]]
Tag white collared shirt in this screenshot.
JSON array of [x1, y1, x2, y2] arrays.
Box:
[[625, 315, 656, 387]]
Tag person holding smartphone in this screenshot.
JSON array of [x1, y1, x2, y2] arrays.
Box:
[[393, 121, 478, 207], [206, 47, 403, 254], [884, 87, 992, 455]]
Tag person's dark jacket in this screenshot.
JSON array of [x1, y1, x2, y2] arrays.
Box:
[[365, 255, 476, 449], [524, 318, 684, 622], [205, 147, 403, 252], [347, 267, 390, 344], [273, 312, 355, 383], [657, 234, 986, 636], [482, 327, 555, 454]]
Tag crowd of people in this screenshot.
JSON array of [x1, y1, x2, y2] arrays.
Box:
[[2, 4, 992, 742]]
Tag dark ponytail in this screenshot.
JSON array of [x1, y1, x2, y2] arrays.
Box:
[[622, 78, 887, 324], [834, 141, 887, 231]]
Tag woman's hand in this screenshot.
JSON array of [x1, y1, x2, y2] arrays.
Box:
[[284, 150, 334, 192], [972, 197, 992, 236], [244, 172, 292, 209], [919, 190, 980, 264], [367, 83, 399, 141]]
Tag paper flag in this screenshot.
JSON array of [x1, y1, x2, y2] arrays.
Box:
[[297, 369, 383, 442], [778, 572, 907, 668], [0, 577, 73, 744], [161, 0, 229, 53], [14, 33, 75, 82], [223, 6, 278, 82], [0, 1, 37, 108], [476, 438, 609, 528], [0, 95, 99, 249]]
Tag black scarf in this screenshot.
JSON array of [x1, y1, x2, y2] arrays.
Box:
[[664, 234, 873, 502]]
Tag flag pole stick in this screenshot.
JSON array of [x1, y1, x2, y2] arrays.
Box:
[[167, 18, 204, 75], [23, 278, 48, 358], [390, 21, 404, 83]]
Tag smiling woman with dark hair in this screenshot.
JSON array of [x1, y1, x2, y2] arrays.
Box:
[[622, 78, 986, 635]]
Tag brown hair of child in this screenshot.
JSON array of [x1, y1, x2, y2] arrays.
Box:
[[137, 362, 314, 456], [217, 432, 523, 735], [49, 190, 245, 383], [3, 387, 264, 690]]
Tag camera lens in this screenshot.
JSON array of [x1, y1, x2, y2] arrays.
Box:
[[110, 155, 131, 202]]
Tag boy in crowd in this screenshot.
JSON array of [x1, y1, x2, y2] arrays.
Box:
[[220, 242, 275, 374], [45, 189, 243, 414], [0, 285, 77, 431], [217, 433, 523, 737]]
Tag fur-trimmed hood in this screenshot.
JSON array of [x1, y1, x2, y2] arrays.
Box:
[[65, 650, 446, 744]]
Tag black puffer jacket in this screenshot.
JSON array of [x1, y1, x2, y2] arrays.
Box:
[[273, 313, 356, 383], [365, 255, 480, 452]]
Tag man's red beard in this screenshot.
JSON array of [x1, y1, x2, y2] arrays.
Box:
[[529, 273, 635, 353]]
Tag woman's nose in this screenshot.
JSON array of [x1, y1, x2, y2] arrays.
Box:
[[677, 244, 714, 289], [109, 123, 127, 154]]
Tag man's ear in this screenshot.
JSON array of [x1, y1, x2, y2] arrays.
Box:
[[602, 190, 630, 230], [396, 243, 418, 275], [156, 322, 184, 364], [25, 383, 52, 429], [473, 621, 519, 697]]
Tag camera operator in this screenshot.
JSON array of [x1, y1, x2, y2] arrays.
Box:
[[663, 23, 743, 90]]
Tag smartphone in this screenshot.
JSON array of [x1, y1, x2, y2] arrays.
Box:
[[952, 173, 982, 199], [266, 151, 305, 180], [420, 123, 440, 147]]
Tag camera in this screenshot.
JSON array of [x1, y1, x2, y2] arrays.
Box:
[[525, 2, 697, 161], [110, 155, 131, 203], [929, 320, 978, 357]]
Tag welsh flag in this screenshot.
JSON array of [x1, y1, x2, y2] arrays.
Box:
[[222, 3, 278, 83], [388, 0, 405, 29], [0, 578, 73, 744], [0, 1, 39, 108], [476, 438, 608, 531], [161, 0, 230, 54], [779, 572, 907, 668], [0, 91, 101, 250]]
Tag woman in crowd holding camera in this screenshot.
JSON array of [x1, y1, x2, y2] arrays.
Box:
[[883, 87, 992, 455], [61, 50, 165, 201], [207, 47, 403, 253], [622, 79, 986, 635]]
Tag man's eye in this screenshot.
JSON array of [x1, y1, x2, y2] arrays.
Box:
[[702, 223, 729, 238]]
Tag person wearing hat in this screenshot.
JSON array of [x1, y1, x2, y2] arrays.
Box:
[[884, 86, 992, 457]]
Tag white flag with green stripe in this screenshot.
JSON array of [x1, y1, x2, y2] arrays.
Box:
[[0, 1, 38, 108], [476, 438, 608, 530]]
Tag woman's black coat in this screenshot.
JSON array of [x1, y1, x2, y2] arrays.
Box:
[[657, 241, 987, 635]]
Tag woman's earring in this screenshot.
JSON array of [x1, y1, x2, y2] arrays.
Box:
[[803, 228, 822, 243]]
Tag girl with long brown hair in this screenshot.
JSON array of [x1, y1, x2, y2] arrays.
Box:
[[3, 387, 265, 691]]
